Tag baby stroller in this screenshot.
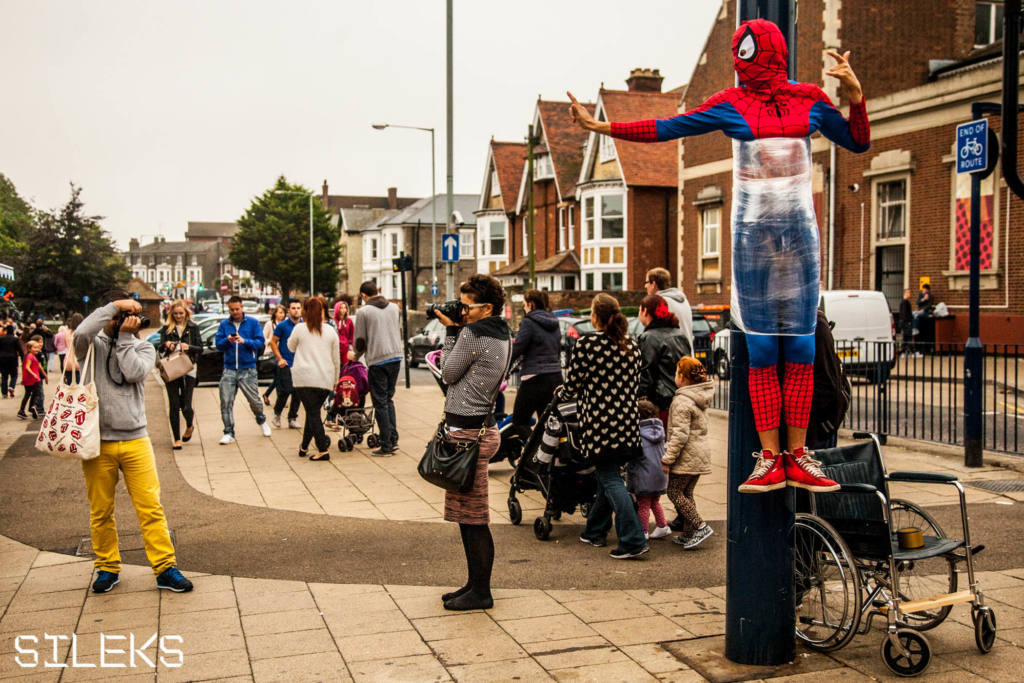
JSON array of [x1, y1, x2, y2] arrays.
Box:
[[507, 396, 597, 540], [327, 360, 378, 452], [424, 348, 523, 464]]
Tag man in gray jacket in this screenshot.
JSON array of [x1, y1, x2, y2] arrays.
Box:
[[73, 291, 193, 594], [353, 281, 402, 456], [645, 267, 694, 353]]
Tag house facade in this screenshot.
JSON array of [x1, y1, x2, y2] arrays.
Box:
[[676, 0, 1022, 342], [124, 237, 217, 301], [475, 140, 526, 276]]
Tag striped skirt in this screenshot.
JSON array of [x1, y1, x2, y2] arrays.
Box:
[[443, 425, 500, 525]]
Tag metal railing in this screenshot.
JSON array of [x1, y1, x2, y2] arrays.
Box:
[[709, 341, 1022, 455]]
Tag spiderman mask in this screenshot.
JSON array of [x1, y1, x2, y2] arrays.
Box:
[[732, 19, 788, 90]]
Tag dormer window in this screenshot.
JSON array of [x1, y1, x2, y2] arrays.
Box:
[[534, 154, 554, 181], [976, 1, 1005, 47], [599, 132, 617, 163], [490, 169, 501, 196]]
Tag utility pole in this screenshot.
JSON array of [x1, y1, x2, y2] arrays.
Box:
[[445, 0, 455, 300], [527, 125, 537, 289]]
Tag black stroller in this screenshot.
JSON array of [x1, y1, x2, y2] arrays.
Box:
[[507, 396, 598, 540]]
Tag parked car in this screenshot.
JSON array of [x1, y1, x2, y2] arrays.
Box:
[[406, 318, 446, 368], [558, 316, 595, 367], [711, 290, 896, 382], [691, 314, 713, 366], [195, 320, 276, 385]]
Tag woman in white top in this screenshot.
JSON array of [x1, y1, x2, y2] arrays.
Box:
[[287, 297, 340, 460]]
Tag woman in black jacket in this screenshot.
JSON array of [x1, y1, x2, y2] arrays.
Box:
[[158, 301, 202, 449], [509, 289, 562, 447], [638, 294, 690, 427]]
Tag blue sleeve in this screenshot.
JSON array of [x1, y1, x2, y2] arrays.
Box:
[[655, 101, 753, 142], [244, 319, 264, 354], [811, 100, 870, 153], [215, 321, 230, 351]]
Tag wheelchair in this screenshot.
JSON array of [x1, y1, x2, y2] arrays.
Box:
[[793, 432, 995, 676]]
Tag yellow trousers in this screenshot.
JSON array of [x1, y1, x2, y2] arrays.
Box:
[[81, 437, 176, 576]]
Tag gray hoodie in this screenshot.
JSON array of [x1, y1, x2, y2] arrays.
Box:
[[353, 296, 402, 367], [659, 287, 694, 352], [73, 303, 156, 442]]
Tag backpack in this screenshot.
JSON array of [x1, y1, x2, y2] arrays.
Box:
[[807, 309, 852, 449]]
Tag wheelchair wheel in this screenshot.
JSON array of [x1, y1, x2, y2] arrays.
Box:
[[508, 498, 522, 525], [534, 516, 552, 540], [973, 606, 997, 653], [887, 499, 957, 631], [880, 629, 931, 677], [794, 514, 862, 652]]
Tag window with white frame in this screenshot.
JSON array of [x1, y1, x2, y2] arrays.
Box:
[[490, 169, 500, 196], [459, 229, 475, 260], [367, 237, 379, 260], [599, 134, 617, 163], [391, 273, 400, 296], [580, 191, 626, 289], [533, 154, 554, 180], [975, 1, 1004, 47], [558, 207, 566, 250], [191, 255, 198, 266], [389, 233, 400, 258], [478, 219, 507, 257], [568, 205, 575, 249], [522, 222, 528, 255], [701, 206, 721, 257], [876, 180, 907, 240]]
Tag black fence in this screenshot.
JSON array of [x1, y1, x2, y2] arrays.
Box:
[[709, 341, 1023, 455]]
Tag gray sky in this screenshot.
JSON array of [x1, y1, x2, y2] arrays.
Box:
[[1, 1, 720, 249]]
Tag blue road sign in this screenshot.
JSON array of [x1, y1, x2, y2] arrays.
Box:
[[430, 283, 439, 296], [957, 119, 988, 174], [441, 233, 459, 262], [82, 295, 89, 303]]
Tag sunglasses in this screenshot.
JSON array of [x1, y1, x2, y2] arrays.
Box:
[[459, 302, 489, 311]]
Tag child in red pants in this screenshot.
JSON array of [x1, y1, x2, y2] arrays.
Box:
[[17, 340, 45, 420], [628, 400, 671, 540]]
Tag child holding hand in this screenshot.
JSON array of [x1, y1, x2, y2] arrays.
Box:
[[663, 357, 715, 549]]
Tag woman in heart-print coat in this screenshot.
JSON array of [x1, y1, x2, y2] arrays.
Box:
[[560, 293, 647, 559]]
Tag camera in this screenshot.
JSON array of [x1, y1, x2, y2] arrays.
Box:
[[113, 313, 150, 335], [426, 300, 462, 324]]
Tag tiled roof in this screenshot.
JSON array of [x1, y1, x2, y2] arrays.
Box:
[[492, 250, 580, 277], [341, 207, 397, 234], [123, 277, 164, 301], [600, 89, 679, 187], [490, 141, 526, 212], [185, 222, 238, 238], [131, 240, 218, 255], [537, 100, 594, 198], [368, 194, 478, 231]]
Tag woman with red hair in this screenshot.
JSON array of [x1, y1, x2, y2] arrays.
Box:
[[637, 294, 690, 428]]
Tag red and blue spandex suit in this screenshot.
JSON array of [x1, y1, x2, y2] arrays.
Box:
[[610, 19, 870, 435]]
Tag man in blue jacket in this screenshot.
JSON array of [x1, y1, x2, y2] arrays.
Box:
[[216, 296, 271, 444]]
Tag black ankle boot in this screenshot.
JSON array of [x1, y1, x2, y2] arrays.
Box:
[[443, 590, 493, 611], [442, 584, 472, 603]]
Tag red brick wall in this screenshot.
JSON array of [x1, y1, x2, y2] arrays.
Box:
[[628, 187, 677, 289], [680, 169, 732, 307]]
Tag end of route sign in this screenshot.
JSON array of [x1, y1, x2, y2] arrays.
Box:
[[956, 119, 988, 174]]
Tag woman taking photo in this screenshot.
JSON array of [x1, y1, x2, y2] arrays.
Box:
[[262, 304, 287, 405], [159, 300, 202, 450], [434, 274, 512, 610], [288, 297, 340, 461], [638, 294, 690, 427], [561, 293, 647, 559], [509, 289, 562, 449]]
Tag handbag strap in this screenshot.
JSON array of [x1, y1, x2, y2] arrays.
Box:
[[79, 341, 96, 385]]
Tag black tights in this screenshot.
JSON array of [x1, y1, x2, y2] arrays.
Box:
[[444, 523, 494, 609], [165, 375, 196, 441]]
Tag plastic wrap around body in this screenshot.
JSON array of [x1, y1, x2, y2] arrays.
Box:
[[729, 137, 819, 337]]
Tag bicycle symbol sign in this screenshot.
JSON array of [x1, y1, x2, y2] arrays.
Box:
[[956, 119, 987, 174]]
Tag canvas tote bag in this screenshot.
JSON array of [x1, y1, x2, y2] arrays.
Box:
[[35, 342, 101, 460]]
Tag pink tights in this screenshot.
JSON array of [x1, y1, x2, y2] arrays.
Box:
[[636, 495, 667, 534]]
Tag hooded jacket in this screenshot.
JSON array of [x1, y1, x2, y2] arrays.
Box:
[[657, 287, 693, 351], [511, 309, 561, 376], [353, 295, 402, 367], [215, 315, 265, 370], [627, 417, 669, 496], [638, 320, 691, 410], [663, 380, 715, 475]]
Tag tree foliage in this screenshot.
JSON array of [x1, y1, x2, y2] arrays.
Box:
[[0, 173, 32, 260], [232, 176, 340, 297], [13, 184, 129, 316]]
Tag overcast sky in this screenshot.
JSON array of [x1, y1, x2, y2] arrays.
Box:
[[1, 1, 721, 249]]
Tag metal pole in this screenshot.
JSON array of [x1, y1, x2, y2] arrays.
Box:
[[445, 0, 455, 300], [309, 194, 315, 295], [400, 252, 410, 389], [431, 128, 437, 301], [527, 125, 536, 289], [965, 132, 984, 466]]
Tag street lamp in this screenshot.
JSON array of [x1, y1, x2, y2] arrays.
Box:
[[372, 123, 437, 300], [273, 190, 315, 295]]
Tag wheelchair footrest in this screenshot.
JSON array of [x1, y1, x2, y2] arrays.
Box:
[[880, 589, 974, 616]]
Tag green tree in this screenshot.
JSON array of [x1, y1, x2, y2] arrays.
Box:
[[0, 173, 32, 260], [232, 176, 340, 296], [14, 184, 129, 315]]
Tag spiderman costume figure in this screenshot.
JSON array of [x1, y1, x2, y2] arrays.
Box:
[[569, 19, 870, 494]]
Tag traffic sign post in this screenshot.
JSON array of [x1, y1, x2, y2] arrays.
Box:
[[430, 284, 439, 296], [956, 119, 988, 174], [441, 233, 459, 262]]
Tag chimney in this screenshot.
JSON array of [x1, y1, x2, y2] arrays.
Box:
[[387, 187, 398, 210], [129, 238, 139, 251], [626, 68, 664, 92], [322, 179, 329, 210]]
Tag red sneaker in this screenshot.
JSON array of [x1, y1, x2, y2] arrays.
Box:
[[738, 450, 786, 493], [784, 448, 840, 492]]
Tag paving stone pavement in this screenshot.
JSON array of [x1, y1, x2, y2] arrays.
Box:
[[3, 374, 1024, 680]]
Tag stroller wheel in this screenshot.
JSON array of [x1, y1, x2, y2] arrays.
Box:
[[337, 439, 346, 452], [580, 502, 592, 519], [533, 516, 552, 541], [508, 498, 522, 525], [366, 434, 380, 449]]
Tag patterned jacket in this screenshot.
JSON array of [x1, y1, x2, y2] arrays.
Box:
[[559, 333, 640, 464], [441, 316, 511, 430]]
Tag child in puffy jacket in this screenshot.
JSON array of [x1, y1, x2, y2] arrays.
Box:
[[662, 356, 715, 550], [628, 400, 671, 540]]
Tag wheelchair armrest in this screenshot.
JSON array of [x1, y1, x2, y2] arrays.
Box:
[[838, 483, 879, 494], [887, 471, 959, 483]]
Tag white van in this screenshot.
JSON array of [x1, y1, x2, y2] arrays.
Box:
[[710, 290, 896, 381], [819, 290, 896, 382]]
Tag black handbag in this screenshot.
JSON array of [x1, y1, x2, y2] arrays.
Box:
[[417, 345, 510, 493]]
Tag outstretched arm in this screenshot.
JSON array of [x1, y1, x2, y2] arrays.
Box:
[[568, 90, 738, 143], [816, 50, 870, 152]]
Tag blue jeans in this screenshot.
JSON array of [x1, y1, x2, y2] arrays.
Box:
[[368, 361, 400, 449], [219, 368, 265, 436], [582, 461, 646, 553]]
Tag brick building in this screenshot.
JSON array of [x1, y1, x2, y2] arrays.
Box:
[[576, 70, 681, 290], [475, 140, 527, 275], [675, 0, 1023, 343]]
